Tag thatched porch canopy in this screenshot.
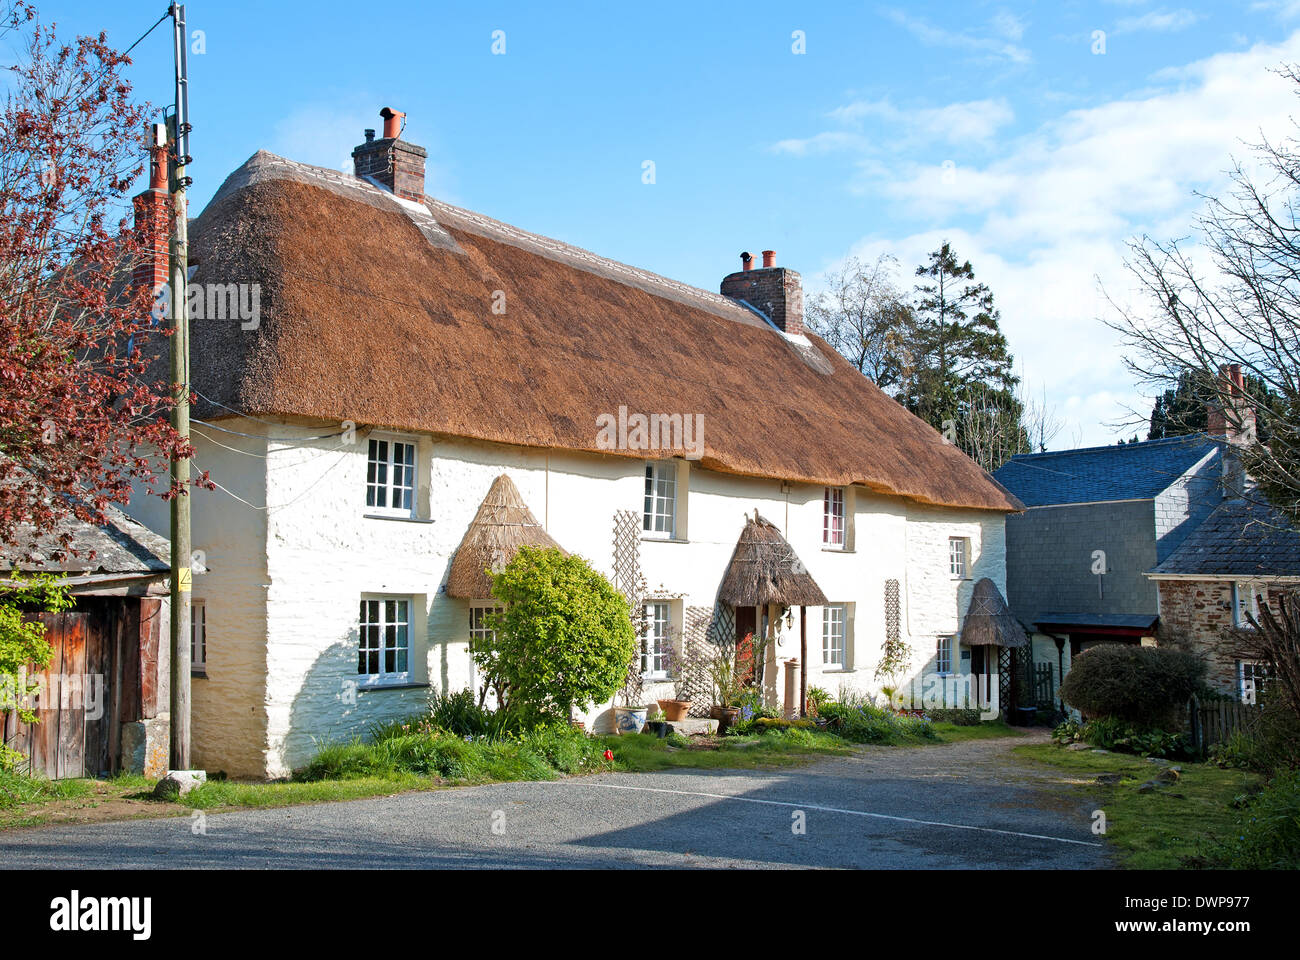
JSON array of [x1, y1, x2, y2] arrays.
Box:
[[717, 512, 828, 608], [446, 474, 565, 599], [960, 577, 1029, 648]]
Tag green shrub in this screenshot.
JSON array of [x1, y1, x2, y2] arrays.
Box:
[[732, 716, 818, 735], [818, 699, 935, 743], [928, 708, 982, 726], [522, 724, 607, 774], [1060, 643, 1204, 727], [1209, 700, 1300, 772], [480, 547, 636, 719], [1207, 768, 1300, 869], [1054, 715, 1193, 758]]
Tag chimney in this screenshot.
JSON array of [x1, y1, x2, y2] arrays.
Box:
[[131, 123, 170, 299], [352, 106, 427, 202], [1207, 363, 1257, 499], [720, 248, 804, 336]]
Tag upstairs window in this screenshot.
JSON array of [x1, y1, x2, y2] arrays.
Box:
[[359, 597, 411, 684], [642, 602, 671, 677], [822, 604, 846, 667], [949, 537, 969, 579], [191, 600, 207, 676], [643, 462, 677, 539], [1240, 660, 1271, 705], [367, 438, 416, 516], [1233, 582, 1261, 627], [823, 487, 845, 547]]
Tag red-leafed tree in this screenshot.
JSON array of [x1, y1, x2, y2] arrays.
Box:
[[0, 2, 193, 561]]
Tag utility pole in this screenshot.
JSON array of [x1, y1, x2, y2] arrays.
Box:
[[167, 2, 193, 771]]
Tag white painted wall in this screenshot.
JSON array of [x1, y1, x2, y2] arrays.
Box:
[[129, 417, 1009, 778]]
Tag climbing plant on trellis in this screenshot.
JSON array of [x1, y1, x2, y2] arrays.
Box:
[[612, 510, 647, 705]]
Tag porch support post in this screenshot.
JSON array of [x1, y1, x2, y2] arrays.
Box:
[[800, 606, 807, 718]]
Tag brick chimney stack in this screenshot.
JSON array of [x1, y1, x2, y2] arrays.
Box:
[[1207, 363, 1257, 447], [720, 249, 804, 336], [132, 123, 170, 298], [352, 106, 427, 202]]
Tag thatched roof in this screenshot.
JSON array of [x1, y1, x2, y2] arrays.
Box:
[[446, 474, 565, 599], [717, 513, 828, 608], [959, 577, 1029, 648], [168, 151, 1022, 513]]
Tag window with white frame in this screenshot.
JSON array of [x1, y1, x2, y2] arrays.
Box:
[[823, 487, 845, 548], [366, 438, 416, 516], [191, 600, 206, 675], [1240, 660, 1272, 704], [822, 604, 846, 667], [643, 462, 677, 538], [359, 598, 411, 683], [935, 635, 952, 675], [468, 603, 501, 654], [642, 602, 671, 677], [1232, 582, 1262, 627], [949, 537, 969, 579]]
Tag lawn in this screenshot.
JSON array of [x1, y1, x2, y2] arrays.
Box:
[[1014, 742, 1265, 869]]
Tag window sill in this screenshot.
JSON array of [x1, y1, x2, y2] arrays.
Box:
[[191, 670, 208, 679], [364, 514, 434, 524], [641, 536, 689, 545], [357, 681, 430, 692], [820, 667, 855, 674], [821, 547, 854, 554]]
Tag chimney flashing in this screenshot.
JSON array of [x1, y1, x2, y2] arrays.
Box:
[[352, 107, 426, 202]]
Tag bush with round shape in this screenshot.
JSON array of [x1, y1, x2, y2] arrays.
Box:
[[1060, 643, 1205, 727]]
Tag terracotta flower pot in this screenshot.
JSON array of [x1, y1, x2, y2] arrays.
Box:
[[710, 705, 740, 736], [657, 698, 692, 722]]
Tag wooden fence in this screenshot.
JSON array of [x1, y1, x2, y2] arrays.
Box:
[[1187, 696, 1262, 751]]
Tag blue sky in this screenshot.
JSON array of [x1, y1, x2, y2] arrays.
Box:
[[27, 0, 1300, 445]]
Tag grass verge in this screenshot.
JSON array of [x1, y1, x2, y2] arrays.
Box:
[[1014, 742, 1265, 869]]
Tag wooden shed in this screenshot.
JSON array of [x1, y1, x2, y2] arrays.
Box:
[[1, 505, 171, 779]]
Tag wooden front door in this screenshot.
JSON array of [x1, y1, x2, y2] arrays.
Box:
[[735, 605, 756, 646]]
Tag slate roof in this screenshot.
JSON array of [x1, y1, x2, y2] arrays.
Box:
[[1, 504, 170, 577], [1034, 613, 1160, 630], [993, 435, 1219, 507], [1149, 495, 1300, 578]]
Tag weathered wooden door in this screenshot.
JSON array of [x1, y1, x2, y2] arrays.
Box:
[[735, 606, 756, 646]]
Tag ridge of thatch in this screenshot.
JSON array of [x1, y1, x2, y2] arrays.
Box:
[[960, 577, 1028, 648], [717, 512, 828, 608], [446, 474, 565, 599], [171, 152, 1023, 513]]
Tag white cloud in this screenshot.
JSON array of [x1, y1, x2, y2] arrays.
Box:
[[799, 33, 1300, 447], [880, 8, 1032, 64], [774, 98, 1014, 156], [1115, 8, 1203, 34]]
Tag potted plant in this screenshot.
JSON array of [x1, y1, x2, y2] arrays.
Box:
[[614, 656, 648, 734], [655, 640, 694, 722], [707, 637, 744, 735]]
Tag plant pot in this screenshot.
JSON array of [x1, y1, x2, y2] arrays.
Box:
[[614, 705, 648, 735], [645, 720, 673, 739], [711, 705, 740, 736], [568, 718, 586, 733], [657, 698, 692, 722]]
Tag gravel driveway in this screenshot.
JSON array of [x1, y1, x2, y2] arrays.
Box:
[[0, 733, 1111, 869]]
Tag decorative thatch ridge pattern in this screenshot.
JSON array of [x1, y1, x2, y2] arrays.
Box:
[[176, 151, 1023, 513], [959, 577, 1029, 648], [717, 512, 828, 608], [446, 475, 565, 599]]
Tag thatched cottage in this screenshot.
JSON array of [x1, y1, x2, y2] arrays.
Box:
[[124, 109, 1022, 778]]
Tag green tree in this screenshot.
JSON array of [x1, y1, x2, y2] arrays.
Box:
[[477, 547, 635, 720], [0, 572, 71, 770], [1147, 368, 1278, 444], [902, 243, 1025, 470]]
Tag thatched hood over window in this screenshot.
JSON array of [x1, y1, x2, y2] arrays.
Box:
[[446, 474, 566, 599], [959, 577, 1029, 648], [717, 513, 828, 608]]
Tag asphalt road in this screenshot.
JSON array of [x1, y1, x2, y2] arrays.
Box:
[[0, 734, 1110, 869]]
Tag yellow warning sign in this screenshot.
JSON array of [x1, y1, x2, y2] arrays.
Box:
[[178, 567, 192, 592]]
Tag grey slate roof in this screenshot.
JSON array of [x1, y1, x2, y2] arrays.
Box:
[[1149, 495, 1300, 578], [1, 504, 170, 577], [994, 435, 1219, 507]]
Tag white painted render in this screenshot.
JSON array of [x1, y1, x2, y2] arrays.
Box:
[[127, 417, 1008, 779]]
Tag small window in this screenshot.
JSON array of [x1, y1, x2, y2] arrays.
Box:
[[468, 603, 501, 653], [366, 438, 416, 516], [823, 487, 846, 547], [359, 597, 411, 684], [935, 636, 952, 675], [643, 462, 677, 539], [1233, 582, 1261, 628], [191, 600, 206, 676], [1240, 660, 1271, 704], [642, 602, 671, 677], [949, 537, 969, 579], [822, 604, 846, 667]]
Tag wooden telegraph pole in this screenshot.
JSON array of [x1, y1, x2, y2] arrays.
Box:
[[167, 2, 193, 771]]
